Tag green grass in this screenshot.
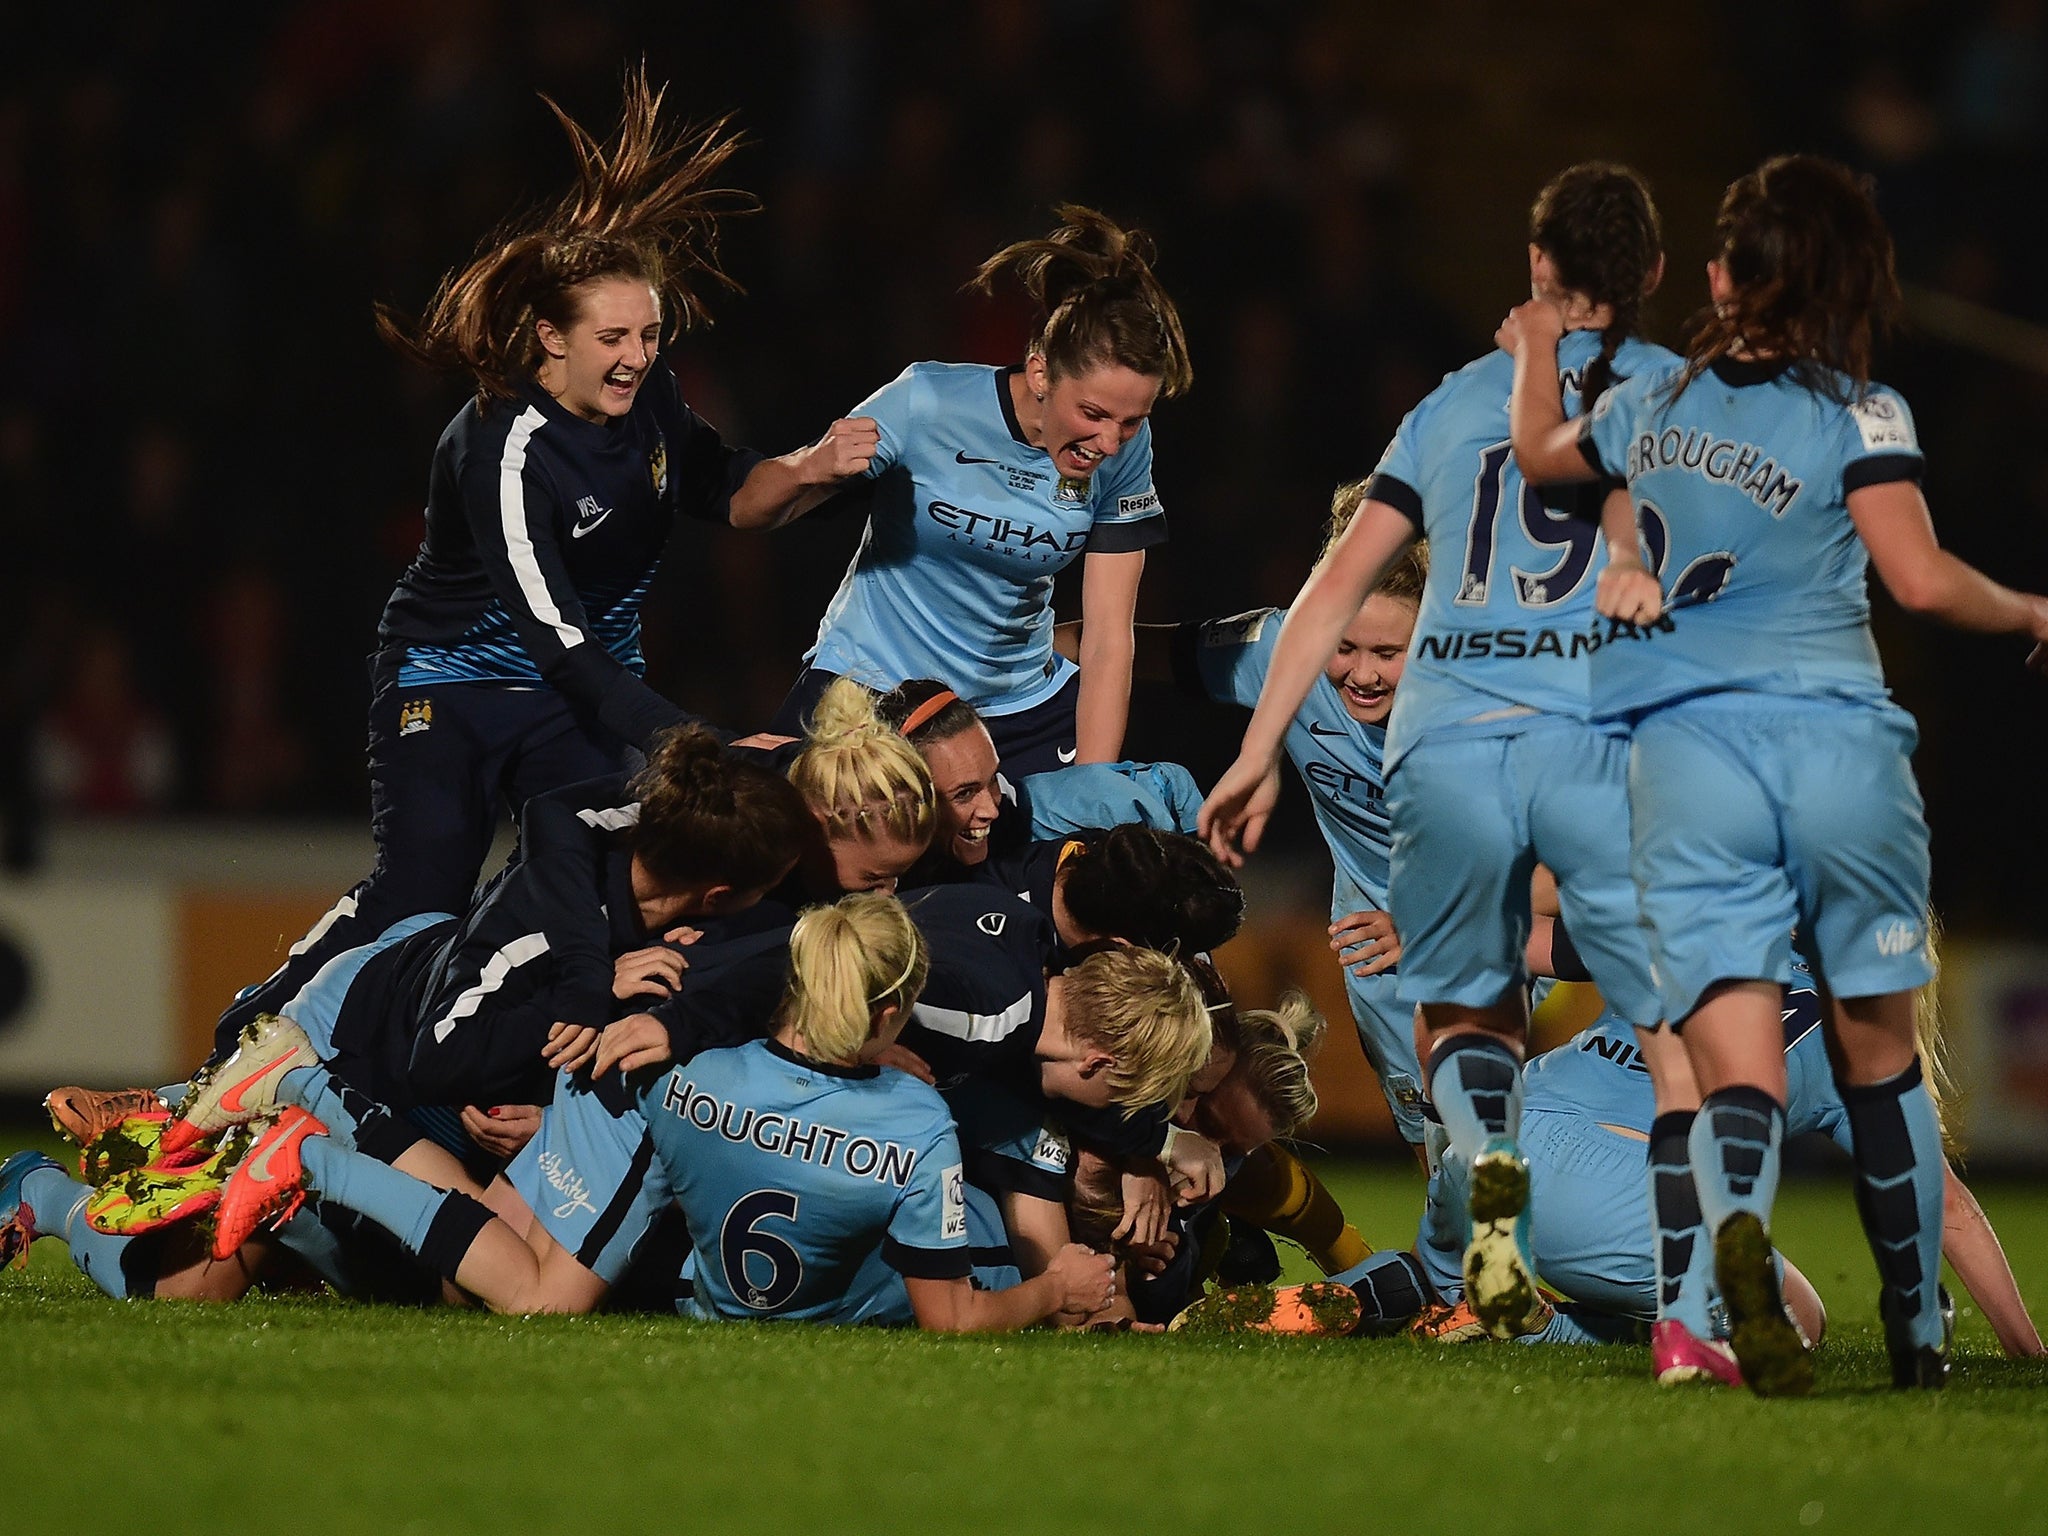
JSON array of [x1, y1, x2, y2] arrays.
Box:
[[6, 1129, 2046, 1536]]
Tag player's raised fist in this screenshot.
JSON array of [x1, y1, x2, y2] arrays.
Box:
[[798, 416, 880, 484], [1495, 299, 1565, 356]]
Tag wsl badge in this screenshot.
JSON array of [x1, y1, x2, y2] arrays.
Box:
[[398, 699, 433, 737], [1054, 476, 1089, 505], [648, 433, 669, 496]]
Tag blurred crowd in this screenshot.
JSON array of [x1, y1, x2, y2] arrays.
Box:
[[5, 0, 2048, 926]]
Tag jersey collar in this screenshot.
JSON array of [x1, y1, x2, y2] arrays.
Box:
[[994, 364, 1034, 448], [1708, 356, 1795, 388], [765, 1037, 880, 1080]]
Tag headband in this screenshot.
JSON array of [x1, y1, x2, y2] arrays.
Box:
[[897, 689, 961, 738], [868, 945, 923, 1006]]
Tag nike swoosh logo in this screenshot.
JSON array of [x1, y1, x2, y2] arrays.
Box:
[[570, 509, 612, 538], [955, 451, 1002, 466], [1056, 747, 1078, 764], [244, 1127, 299, 1185], [220, 1057, 295, 1117], [1306, 720, 1349, 738]]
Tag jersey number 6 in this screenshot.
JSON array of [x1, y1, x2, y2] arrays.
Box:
[[721, 1188, 806, 1311]]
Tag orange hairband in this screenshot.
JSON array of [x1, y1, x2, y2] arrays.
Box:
[[898, 690, 960, 738]]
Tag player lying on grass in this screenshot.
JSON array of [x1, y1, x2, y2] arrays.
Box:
[[1184, 965, 2043, 1373]]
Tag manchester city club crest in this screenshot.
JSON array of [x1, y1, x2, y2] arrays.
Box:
[[398, 699, 433, 736], [648, 433, 669, 496], [1054, 475, 1089, 504]]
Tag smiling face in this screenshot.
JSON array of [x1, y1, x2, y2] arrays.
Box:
[[535, 275, 662, 424], [817, 820, 932, 897], [920, 724, 1003, 866], [1017, 357, 1160, 480], [1325, 593, 1417, 727]]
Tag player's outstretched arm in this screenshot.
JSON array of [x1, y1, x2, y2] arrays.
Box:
[[1941, 1160, 2045, 1357], [1500, 300, 1598, 486], [726, 416, 881, 529], [1197, 499, 1415, 863], [1075, 550, 1147, 762], [1849, 481, 2048, 663], [906, 1243, 1116, 1333]]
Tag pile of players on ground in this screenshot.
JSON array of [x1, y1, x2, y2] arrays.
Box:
[[6, 72, 2047, 1393]]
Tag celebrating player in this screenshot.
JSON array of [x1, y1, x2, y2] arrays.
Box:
[[1504, 153, 2048, 1393], [761, 207, 1192, 775], [1199, 164, 1674, 1339]]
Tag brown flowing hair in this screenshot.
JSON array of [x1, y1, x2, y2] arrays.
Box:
[[971, 205, 1193, 397], [375, 65, 754, 406], [1672, 154, 1901, 405]]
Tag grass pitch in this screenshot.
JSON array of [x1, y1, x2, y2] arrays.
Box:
[[6, 1128, 2046, 1536]]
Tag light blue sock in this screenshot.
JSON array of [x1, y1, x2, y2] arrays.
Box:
[[1689, 1087, 1783, 1236], [1425, 1034, 1523, 1164], [24, 1166, 140, 1301], [280, 1064, 364, 1148], [301, 1137, 447, 1253]]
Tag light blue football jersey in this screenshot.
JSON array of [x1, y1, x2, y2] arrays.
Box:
[[1192, 606, 1391, 915], [1522, 989, 1850, 1150], [808, 362, 1166, 715], [1579, 358, 1923, 716], [642, 1038, 970, 1323], [1368, 331, 1681, 767]]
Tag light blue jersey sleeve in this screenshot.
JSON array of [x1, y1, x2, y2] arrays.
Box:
[[1837, 387, 1925, 492], [883, 1117, 971, 1274], [1784, 1017, 1852, 1152], [1363, 394, 1433, 523], [1085, 422, 1165, 552], [1577, 369, 1649, 482], [1189, 608, 1279, 709], [1015, 760, 1203, 837], [850, 364, 925, 480]]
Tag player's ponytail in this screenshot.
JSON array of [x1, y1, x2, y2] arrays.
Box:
[[788, 678, 938, 847], [1912, 909, 1958, 1155], [1673, 154, 1900, 406], [781, 894, 930, 1065], [629, 725, 810, 894], [376, 63, 753, 405], [1058, 825, 1246, 954], [972, 205, 1193, 397], [1528, 162, 1663, 413], [1058, 948, 1214, 1113], [1226, 993, 1327, 1141]]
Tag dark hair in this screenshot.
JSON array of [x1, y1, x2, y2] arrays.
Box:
[[1674, 154, 1900, 404], [375, 64, 753, 406], [630, 725, 810, 892], [874, 678, 986, 752], [1059, 826, 1245, 954], [1529, 162, 1663, 409], [972, 205, 1193, 397]]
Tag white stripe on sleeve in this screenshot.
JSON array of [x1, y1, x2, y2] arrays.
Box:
[[910, 992, 1036, 1044], [432, 932, 553, 1043], [499, 407, 585, 652]]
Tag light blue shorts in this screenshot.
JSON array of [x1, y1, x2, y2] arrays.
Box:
[[1629, 693, 1933, 1023], [1343, 967, 1425, 1145], [282, 912, 454, 1058], [1387, 716, 1659, 1025], [508, 1069, 670, 1288]]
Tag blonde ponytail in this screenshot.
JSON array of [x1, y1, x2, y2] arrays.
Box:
[[781, 893, 930, 1066], [788, 678, 937, 846]]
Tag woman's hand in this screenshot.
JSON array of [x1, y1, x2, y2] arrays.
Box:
[[1495, 298, 1564, 357], [870, 1043, 935, 1084], [1162, 1128, 1226, 1205], [543, 1022, 601, 1072], [1198, 752, 1283, 867], [1044, 1243, 1118, 1319], [613, 944, 689, 1001], [595, 1013, 673, 1077], [1331, 908, 1402, 978], [1596, 552, 1664, 625], [1113, 1169, 1173, 1248], [796, 417, 880, 485], [459, 1103, 542, 1160]]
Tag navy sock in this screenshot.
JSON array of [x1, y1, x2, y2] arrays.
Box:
[[1689, 1086, 1783, 1237], [1425, 1034, 1523, 1164], [1648, 1110, 1717, 1336], [1840, 1057, 1947, 1351], [1330, 1249, 1432, 1328]]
